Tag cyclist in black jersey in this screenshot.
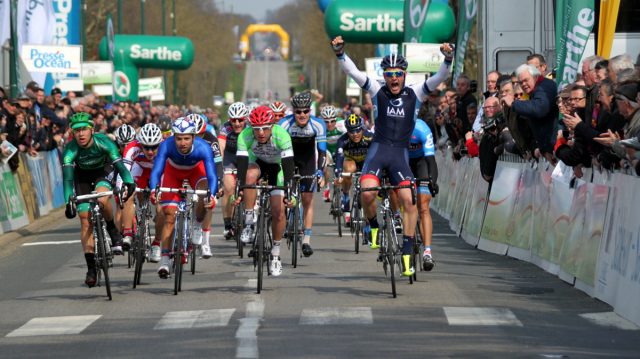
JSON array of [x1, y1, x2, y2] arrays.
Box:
[[334, 114, 373, 225], [219, 102, 250, 239], [332, 36, 454, 276]]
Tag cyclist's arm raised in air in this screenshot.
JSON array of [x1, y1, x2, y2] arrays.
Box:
[[334, 52, 381, 97]]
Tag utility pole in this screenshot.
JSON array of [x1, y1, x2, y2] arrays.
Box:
[[117, 0, 123, 33], [172, 0, 178, 104], [141, 0, 146, 78], [162, 0, 167, 103], [9, 0, 18, 97], [80, 0, 86, 60]]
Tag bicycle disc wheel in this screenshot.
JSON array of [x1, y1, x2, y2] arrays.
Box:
[[96, 218, 112, 300]]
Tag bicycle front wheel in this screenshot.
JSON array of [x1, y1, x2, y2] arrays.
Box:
[[290, 206, 299, 268], [173, 215, 185, 295], [95, 218, 112, 300], [256, 210, 265, 294], [384, 219, 397, 298], [234, 203, 244, 258]]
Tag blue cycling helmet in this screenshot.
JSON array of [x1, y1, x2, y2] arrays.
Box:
[[172, 116, 197, 134]]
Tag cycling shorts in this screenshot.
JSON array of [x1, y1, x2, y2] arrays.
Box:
[[252, 159, 284, 196], [361, 142, 412, 186], [159, 162, 207, 208], [75, 167, 113, 213], [409, 157, 431, 196], [294, 157, 317, 193]]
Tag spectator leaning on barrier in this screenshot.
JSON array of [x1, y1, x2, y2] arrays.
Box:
[[499, 76, 534, 157], [502, 63, 558, 164], [594, 81, 640, 163], [472, 70, 500, 132]]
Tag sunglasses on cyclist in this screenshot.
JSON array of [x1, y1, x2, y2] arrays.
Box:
[[348, 128, 363, 134], [295, 109, 310, 115], [384, 70, 405, 78], [324, 119, 336, 124], [143, 145, 159, 151], [252, 125, 272, 132], [230, 118, 245, 123]]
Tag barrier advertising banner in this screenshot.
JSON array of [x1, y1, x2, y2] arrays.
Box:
[[46, 150, 65, 208], [0, 164, 29, 232], [479, 161, 521, 254], [24, 153, 53, 217], [461, 160, 487, 246], [531, 168, 554, 272], [507, 166, 536, 260]]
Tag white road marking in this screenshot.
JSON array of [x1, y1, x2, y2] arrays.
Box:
[[6, 315, 101, 337], [236, 285, 264, 359], [22, 240, 81, 247], [433, 233, 458, 237], [444, 307, 523, 326], [154, 309, 235, 330], [579, 312, 639, 330], [300, 307, 373, 325]]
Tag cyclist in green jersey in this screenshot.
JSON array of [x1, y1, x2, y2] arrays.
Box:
[[235, 106, 296, 277], [62, 112, 136, 287], [321, 105, 346, 202]]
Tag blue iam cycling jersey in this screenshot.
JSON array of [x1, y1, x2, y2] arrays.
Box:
[[149, 136, 218, 194], [409, 120, 436, 159]]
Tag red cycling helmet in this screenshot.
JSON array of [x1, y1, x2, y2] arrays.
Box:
[[249, 105, 275, 126]]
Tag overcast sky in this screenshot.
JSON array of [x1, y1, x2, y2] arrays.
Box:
[[217, 0, 295, 21]]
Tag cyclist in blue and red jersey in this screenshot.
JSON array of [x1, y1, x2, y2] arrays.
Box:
[[149, 117, 218, 278], [331, 35, 454, 276]]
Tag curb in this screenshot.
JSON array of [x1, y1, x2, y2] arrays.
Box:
[[0, 208, 67, 256]]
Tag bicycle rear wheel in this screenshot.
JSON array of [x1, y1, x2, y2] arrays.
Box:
[[352, 202, 361, 254], [133, 227, 145, 288], [95, 218, 112, 300], [290, 206, 299, 268], [234, 203, 244, 258], [256, 209, 265, 294], [190, 245, 197, 275], [385, 218, 397, 298]]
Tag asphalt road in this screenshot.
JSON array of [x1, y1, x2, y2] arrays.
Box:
[[242, 60, 289, 102], [0, 195, 639, 358]]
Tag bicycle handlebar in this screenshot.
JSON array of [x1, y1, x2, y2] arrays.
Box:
[[240, 184, 287, 191], [157, 187, 209, 196], [74, 191, 115, 202], [340, 172, 362, 177]]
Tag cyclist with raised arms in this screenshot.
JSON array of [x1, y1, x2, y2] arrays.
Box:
[[219, 102, 250, 239], [409, 119, 438, 271], [331, 35, 453, 276], [270, 101, 287, 122], [321, 105, 346, 202], [236, 106, 296, 276], [278, 91, 327, 257], [334, 114, 373, 226], [119, 123, 164, 261], [62, 112, 136, 287], [149, 117, 218, 278]]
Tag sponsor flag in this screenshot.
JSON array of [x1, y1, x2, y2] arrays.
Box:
[[452, 0, 478, 84], [555, 0, 595, 90]]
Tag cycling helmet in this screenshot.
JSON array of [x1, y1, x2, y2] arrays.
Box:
[[320, 105, 337, 119], [380, 53, 408, 70], [228, 102, 249, 118], [269, 101, 287, 114], [137, 123, 163, 146], [249, 106, 274, 126], [69, 112, 94, 130], [172, 116, 197, 134], [291, 91, 312, 109], [345, 114, 364, 132], [114, 124, 136, 145], [192, 113, 207, 134], [158, 115, 172, 132]]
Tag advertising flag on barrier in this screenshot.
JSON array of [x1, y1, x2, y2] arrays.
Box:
[[17, 0, 56, 91], [24, 153, 53, 216], [479, 161, 522, 255], [47, 0, 81, 92], [0, 164, 29, 232], [453, 0, 478, 84], [46, 150, 65, 208], [508, 166, 536, 261], [555, 0, 595, 90]]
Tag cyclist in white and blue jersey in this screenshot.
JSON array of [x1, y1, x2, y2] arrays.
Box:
[[331, 35, 453, 276], [278, 91, 327, 257]]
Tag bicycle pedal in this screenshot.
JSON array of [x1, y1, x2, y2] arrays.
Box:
[[248, 250, 255, 258], [377, 255, 384, 262]]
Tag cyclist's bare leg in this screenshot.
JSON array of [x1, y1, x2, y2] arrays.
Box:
[[417, 194, 433, 247], [160, 207, 177, 252], [389, 187, 401, 213], [120, 192, 136, 242], [341, 160, 356, 193], [270, 194, 285, 241], [222, 173, 236, 219], [242, 165, 260, 210], [398, 187, 417, 237], [96, 186, 114, 222], [360, 177, 379, 220], [80, 212, 94, 253], [302, 192, 314, 244]]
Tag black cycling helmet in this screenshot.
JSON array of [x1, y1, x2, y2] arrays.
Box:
[[380, 53, 408, 70], [345, 114, 364, 132], [158, 115, 172, 132], [291, 91, 312, 109]]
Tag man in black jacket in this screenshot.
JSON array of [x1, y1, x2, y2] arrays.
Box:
[[455, 74, 477, 133], [502, 63, 558, 163]]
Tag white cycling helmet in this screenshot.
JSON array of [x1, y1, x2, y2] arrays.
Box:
[[228, 102, 249, 119], [137, 123, 163, 146], [172, 116, 197, 134], [114, 124, 136, 145], [320, 105, 337, 119], [269, 101, 287, 114], [190, 113, 207, 135]]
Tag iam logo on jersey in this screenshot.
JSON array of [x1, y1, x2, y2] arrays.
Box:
[[387, 98, 405, 117]]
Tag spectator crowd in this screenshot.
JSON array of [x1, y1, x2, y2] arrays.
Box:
[[415, 52, 640, 182]]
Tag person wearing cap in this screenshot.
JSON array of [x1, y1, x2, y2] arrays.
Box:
[[51, 87, 63, 106], [594, 81, 640, 160], [62, 112, 136, 288]]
